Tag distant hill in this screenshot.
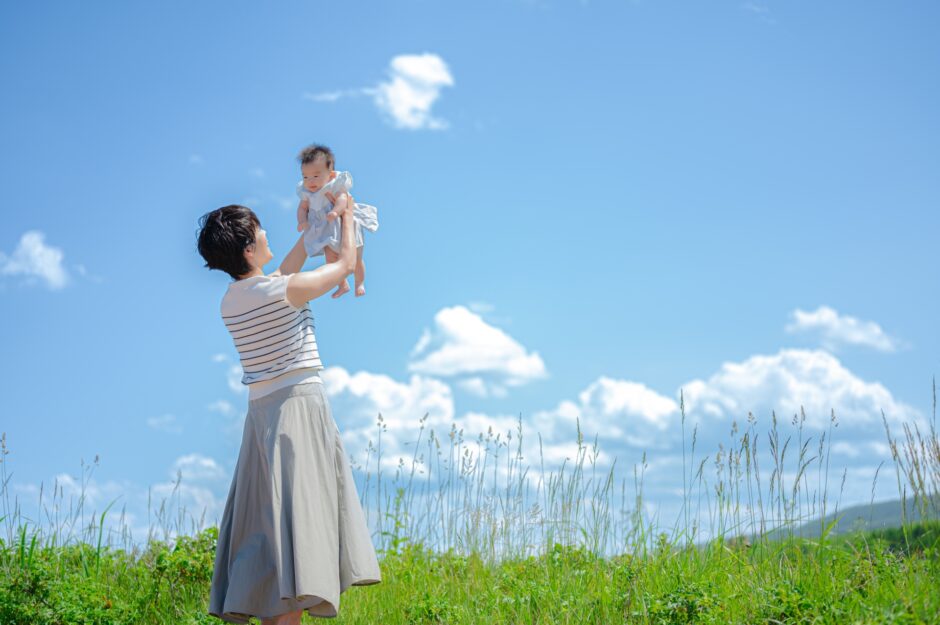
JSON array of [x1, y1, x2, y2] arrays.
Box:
[[764, 496, 939, 540]]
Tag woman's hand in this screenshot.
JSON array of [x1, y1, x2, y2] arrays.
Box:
[[325, 192, 351, 223], [324, 191, 350, 217]]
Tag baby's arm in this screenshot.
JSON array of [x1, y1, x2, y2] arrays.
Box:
[[296, 197, 309, 232]]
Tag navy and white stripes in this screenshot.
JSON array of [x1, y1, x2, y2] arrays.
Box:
[[221, 276, 323, 387]]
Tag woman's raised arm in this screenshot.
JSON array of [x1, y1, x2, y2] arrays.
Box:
[[271, 233, 308, 278], [285, 193, 358, 307]]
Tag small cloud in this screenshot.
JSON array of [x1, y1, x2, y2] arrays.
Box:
[[271, 194, 296, 211], [72, 263, 103, 284], [146, 414, 182, 434], [410, 329, 432, 357], [306, 91, 343, 102], [741, 2, 776, 23], [189, 154, 204, 165], [227, 364, 246, 394], [249, 168, 265, 178], [0, 231, 69, 290], [305, 53, 455, 131], [208, 399, 234, 416], [374, 53, 454, 130], [786, 306, 899, 352], [170, 453, 227, 482], [409, 305, 547, 388], [212, 353, 246, 397], [147, 454, 230, 530], [741, 1, 769, 13], [302, 88, 369, 103], [467, 301, 495, 314]]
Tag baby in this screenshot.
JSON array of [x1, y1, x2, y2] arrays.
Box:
[[295, 144, 378, 298]]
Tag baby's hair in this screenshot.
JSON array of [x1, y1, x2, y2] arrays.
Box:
[[196, 204, 261, 280], [298, 144, 335, 169]]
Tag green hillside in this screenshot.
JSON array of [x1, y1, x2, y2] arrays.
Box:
[[766, 496, 940, 540]]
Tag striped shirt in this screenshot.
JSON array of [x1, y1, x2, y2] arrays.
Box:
[[221, 274, 323, 400]]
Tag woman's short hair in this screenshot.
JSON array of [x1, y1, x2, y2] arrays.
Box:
[[197, 205, 260, 280]]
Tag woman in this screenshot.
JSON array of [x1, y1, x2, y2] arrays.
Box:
[[197, 192, 381, 624]]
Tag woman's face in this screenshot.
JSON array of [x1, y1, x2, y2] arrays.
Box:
[[248, 226, 274, 268]]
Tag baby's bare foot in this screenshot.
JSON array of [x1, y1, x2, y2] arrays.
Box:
[[332, 282, 350, 299], [355, 283, 365, 297]]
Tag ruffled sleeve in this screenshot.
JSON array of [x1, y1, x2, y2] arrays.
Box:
[[332, 170, 354, 193]]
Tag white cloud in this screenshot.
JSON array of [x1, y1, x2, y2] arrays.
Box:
[[147, 454, 230, 536], [189, 154, 204, 165], [532, 378, 680, 453], [10, 453, 231, 550], [321, 365, 455, 468], [741, 2, 776, 23], [580, 378, 680, 430], [12, 470, 138, 545], [468, 301, 495, 314], [271, 194, 296, 211], [72, 263, 102, 284], [374, 53, 454, 130], [323, 366, 454, 430], [305, 53, 455, 131], [256, 339, 921, 543], [148, 481, 225, 534], [742, 1, 770, 13], [680, 349, 922, 435], [38, 472, 128, 511], [227, 364, 246, 394], [409, 305, 547, 389], [146, 414, 182, 434], [170, 453, 227, 482], [303, 88, 366, 103], [208, 399, 235, 416], [786, 306, 899, 352], [0, 231, 69, 290]]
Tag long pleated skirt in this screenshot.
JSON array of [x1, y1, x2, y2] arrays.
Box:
[[208, 380, 381, 623]]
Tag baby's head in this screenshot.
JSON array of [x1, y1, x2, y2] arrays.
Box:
[[298, 144, 336, 193]]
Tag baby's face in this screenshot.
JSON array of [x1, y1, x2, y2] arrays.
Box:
[[301, 159, 335, 193]]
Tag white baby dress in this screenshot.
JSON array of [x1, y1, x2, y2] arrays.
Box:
[[297, 171, 379, 257]]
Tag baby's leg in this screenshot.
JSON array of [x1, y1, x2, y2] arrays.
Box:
[[324, 246, 350, 298], [354, 246, 366, 297]]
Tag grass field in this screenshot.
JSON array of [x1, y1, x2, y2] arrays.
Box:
[[1, 383, 938, 624]]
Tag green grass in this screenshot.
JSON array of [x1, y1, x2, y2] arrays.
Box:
[[1, 380, 938, 624], [0, 523, 937, 624]]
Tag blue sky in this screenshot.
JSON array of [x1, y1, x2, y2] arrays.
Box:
[[1, 0, 938, 547]]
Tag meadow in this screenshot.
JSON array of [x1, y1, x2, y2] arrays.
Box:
[[1, 384, 938, 624]]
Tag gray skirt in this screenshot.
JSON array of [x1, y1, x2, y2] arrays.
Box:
[[208, 381, 381, 623]]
